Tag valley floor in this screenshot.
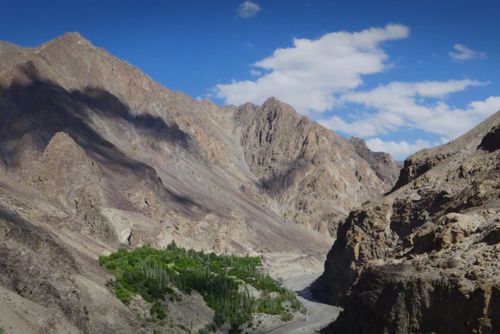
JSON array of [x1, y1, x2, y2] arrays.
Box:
[[260, 272, 341, 333]]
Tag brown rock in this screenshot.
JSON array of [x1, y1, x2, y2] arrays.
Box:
[[315, 111, 500, 333], [235, 98, 393, 235], [349, 136, 400, 187]]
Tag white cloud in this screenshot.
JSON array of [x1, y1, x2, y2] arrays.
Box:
[[211, 24, 498, 159], [319, 80, 500, 139], [238, 1, 261, 18], [449, 44, 486, 61], [318, 80, 500, 158], [215, 24, 409, 114], [467, 96, 500, 114], [366, 138, 433, 159], [250, 69, 262, 76]]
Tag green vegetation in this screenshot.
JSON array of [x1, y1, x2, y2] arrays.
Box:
[[0, 327, 4, 334], [99, 242, 302, 332]]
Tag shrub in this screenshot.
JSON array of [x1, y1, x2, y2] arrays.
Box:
[[281, 312, 293, 321], [150, 301, 166, 320]]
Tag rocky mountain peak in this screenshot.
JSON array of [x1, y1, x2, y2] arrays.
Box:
[[262, 96, 295, 111], [262, 97, 307, 123], [235, 96, 398, 234], [41, 31, 93, 50]]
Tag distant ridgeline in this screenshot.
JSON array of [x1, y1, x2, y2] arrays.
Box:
[[99, 242, 303, 333]]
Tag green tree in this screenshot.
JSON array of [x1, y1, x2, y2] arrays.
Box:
[[99, 242, 302, 331]]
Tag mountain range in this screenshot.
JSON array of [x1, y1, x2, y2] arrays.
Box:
[[0, 33, 398, 333], [1, 32, 498, 334]]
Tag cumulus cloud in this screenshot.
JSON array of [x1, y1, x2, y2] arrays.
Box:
[[366, 138, 433, 159], [212, 24, 498, 159], [467, 96, 500, 114], [238, 1, 261, 18], [449, 44, 486, 61], [215, 24, 409, 114], [319, 81, 500, 159], [319, 80, 499, 138]]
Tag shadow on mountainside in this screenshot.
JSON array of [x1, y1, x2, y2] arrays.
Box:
[[0, 61, 202, 211], [258, 159, 311, 196]]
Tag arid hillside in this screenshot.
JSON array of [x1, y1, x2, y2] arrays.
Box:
[[0, 33, 398, 333]]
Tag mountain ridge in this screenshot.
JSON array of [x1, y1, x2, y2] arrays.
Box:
[[0, 33, 399, 333]]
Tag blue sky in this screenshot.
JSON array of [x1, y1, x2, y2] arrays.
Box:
[[1, 0, 499, 159]]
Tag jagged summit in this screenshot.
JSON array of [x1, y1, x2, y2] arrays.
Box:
[[40, 31, 93, 49], [262, 96, 291, 108], [233, 97, 296, 115], [260, 96, 307, 122], [59, 31, 86, 40], [234, 95, 399, 235]]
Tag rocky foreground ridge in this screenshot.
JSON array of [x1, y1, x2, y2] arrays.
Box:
[[0, 33, 398, 333], [313, 111, 500, 333]]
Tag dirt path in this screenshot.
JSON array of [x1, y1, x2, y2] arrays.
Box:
[[261, 272, 341, 333]]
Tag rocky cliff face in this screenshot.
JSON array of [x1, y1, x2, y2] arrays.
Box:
[[234, 99, 398, 234], [349, 137, 400, 187], [314, 111, 500, 333], [0, 33, 396, 333]]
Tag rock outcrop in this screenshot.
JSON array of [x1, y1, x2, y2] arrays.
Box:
[[314, 111, 500, 333], [349, 137, 400, 187]]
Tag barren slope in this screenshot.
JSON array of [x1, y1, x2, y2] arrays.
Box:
[[0, 33, 398, 333]]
